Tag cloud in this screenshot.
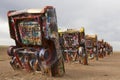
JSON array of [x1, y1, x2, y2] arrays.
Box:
[[0, 18, 15, 45], [109, 41, 120, 51], [0, 0, 120, 51]]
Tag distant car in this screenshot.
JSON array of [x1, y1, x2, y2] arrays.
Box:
[[59, 28, 88, 65], [85, 34, 98, 60]]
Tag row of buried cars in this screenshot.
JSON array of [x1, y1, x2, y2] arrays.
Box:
[[58, 28, 113, 65], [7, 6, 113, 77]]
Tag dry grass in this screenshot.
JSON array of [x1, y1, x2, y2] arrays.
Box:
[[0, 46, 9, 61], [0, 46, 120, 80]]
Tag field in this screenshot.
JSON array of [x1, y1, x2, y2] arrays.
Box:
[[0, 46, 120, 80]]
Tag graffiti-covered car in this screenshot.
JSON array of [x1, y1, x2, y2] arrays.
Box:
[[59, 28, 88, 65], [7, 6, 65, 77], [85, 34, 98, 60]]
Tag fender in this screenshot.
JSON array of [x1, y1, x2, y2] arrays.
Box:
[[7, 46, 23, 69]]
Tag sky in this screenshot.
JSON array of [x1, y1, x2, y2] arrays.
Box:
[[0, 0, 120, 51]]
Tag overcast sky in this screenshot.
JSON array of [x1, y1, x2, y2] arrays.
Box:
[[0, 0, 120, 51]]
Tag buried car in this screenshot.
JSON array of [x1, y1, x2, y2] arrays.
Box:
[[7, 6, 65, 77], [85, 34, 98, 60], [59, 28, 88, 65]]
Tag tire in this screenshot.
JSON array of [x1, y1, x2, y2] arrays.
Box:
[[7, 46, 17, 56]]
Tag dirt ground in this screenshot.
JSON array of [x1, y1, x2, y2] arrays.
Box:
[[0, 46, 120, 80]]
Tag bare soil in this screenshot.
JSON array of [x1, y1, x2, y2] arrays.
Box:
[[0, 46, 120, 80]]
